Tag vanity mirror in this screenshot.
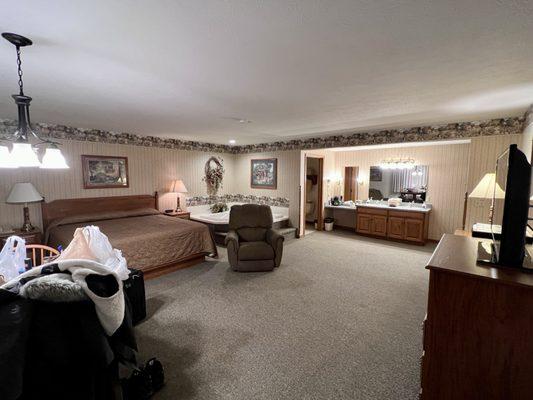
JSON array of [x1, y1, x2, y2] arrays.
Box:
[[368, 165, 429, 202]]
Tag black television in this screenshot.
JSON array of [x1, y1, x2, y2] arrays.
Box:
[[491, 144, 531, 268]]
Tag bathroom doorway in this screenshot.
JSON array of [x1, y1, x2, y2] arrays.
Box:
[[304, 156, 324, 235]]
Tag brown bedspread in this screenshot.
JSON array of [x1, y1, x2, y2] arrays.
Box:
[[46, 210, 217, 271]]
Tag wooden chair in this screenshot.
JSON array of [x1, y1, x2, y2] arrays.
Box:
[[26, 244, 60, 267]]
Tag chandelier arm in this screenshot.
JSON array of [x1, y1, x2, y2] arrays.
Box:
[[33, 139, 61, 147]]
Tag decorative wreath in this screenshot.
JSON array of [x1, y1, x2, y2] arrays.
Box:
[[203, 156, 225, 194]]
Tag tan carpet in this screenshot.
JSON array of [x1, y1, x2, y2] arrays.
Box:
[[136, 230, 435, 400]]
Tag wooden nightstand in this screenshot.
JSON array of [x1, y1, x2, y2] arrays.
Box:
[[164, 211, 190, 220], [0, 229, 42, 247]]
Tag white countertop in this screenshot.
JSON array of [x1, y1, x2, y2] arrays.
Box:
[[324, 205, 358, 211], [325, 203, 432, 213]]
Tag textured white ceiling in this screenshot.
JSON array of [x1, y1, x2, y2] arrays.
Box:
[[1, 1, 533, 144]]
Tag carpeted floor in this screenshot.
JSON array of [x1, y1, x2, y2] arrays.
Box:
[[136, 230, 435, 400]]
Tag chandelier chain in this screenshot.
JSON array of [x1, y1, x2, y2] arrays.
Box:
[[16, 46, 24, 95]]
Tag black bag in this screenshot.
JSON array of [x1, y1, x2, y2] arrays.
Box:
[[123, 268, 146, 325], [121, 358, 164, 400], [144, 358, 164, 392]]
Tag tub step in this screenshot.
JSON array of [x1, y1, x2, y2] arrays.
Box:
[[274, 227, 297, 241]]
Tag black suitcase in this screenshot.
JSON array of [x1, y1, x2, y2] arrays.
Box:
[[124, 268, 146, 325]]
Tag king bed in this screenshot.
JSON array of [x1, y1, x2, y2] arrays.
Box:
[[42, 193, 217, 279]]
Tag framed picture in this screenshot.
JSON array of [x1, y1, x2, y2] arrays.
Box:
[[81, 155, 129, 189], [251, 158, 277, 189], [369, 166, 382, 182]]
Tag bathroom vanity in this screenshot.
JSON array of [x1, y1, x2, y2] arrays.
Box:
[[325, 202, 431, 245], [356, 204, 430, 244]]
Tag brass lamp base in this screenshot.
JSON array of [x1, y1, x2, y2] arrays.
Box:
[[175, 196, 182, 213], [20, 205, 35, 232]]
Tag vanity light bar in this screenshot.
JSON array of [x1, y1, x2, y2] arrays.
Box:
[[379, 158, 416, 170]]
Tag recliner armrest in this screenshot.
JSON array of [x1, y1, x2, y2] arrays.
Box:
[[225, 230, 239, 246], [225, 230, 240, 268], [266, 229, 284, 267], [266, 229, 283, 246]]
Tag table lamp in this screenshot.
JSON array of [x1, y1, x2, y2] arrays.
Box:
[[469, 173, 505, 224], [6, 182, 43, 231], [170, 179, 188, 212]]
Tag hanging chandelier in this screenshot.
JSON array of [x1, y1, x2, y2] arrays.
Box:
[[379, 158, 416, 170], [0, 32, 69, 169]]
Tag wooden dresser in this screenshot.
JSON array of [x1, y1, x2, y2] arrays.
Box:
[[356, 205, 430, 244], [421, 234, 533, 399]]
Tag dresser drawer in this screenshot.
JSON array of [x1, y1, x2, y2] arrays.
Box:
[[388, 209, 426, 220], [356, 206, 388, 216]]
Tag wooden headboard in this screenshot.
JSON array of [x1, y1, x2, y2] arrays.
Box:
[[41, 192, 159, 232]]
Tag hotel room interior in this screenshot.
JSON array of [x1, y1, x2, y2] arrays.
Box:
[[1, 1, 532, 399]]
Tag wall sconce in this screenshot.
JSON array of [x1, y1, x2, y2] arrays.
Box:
[[327, 172, 343, 183]]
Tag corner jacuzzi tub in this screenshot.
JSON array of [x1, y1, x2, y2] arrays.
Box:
[[189, 203, 290, 244], [191, 209, 288, 225]]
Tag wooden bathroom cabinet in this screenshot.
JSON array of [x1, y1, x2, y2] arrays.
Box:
[[355, 206, 429, 244]]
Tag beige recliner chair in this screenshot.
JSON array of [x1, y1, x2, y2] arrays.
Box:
[[225, 204, 284, 272]]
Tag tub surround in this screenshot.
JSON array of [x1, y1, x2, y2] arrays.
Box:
[[188, 202, 291, 245], [189, 203, 289, 225], [186, 194, 289, 208]]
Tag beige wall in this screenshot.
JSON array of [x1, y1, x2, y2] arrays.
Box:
[[466, 134, 521, 229], [521, 121, 533, 163], [0, 139, 236, 230], [233, 150, 301, 228], [0, 133, 522, 240]]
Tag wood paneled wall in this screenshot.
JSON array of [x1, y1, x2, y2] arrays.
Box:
[[0, 139, 236, 230]]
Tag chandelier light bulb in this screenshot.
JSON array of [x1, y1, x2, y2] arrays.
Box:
[[0, 145, 17, 168], [40, 147, 69, 169], [10, 142, 41, 167]]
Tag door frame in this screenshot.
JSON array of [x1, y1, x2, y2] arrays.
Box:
[[303, 155, 324, 236], [344, 166, 359, 201]]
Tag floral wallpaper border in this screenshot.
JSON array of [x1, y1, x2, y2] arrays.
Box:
[[0, 115, 524, 155], [186, 194, 289, 208], [525, 105, 533, 127], [0, 119, 230, 153]]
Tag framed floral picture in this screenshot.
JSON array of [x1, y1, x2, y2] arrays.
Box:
[[81, 155, 129, 189], [251, 158, 277, 189]]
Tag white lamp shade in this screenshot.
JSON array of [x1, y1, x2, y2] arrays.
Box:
[[6, 182, 43, 204], [10, 143, 41, 167], [40, 148, 69, 169], [0, 146, 17, 169], [469, 173, 505, 200], [170, 179, 188, 193]]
